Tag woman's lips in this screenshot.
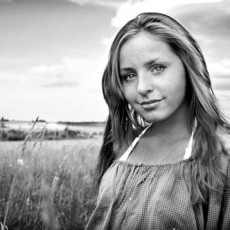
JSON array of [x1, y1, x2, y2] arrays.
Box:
[[139, 99, 163, 109]]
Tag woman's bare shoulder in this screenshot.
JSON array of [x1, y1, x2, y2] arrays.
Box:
[[218, 131, 230, 149]]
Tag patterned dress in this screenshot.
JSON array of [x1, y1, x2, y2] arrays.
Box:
[[85, 126, 230, 230]]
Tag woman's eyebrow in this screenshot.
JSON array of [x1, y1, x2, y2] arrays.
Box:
[[144, 58, 161, 68], [144, 58, 170, 69], [120, 58, 168, 72], [119, 67, 135, 73], [119, 60, 160, 72]]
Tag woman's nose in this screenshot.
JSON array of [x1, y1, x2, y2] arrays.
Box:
[[137, 74, 153, 95]]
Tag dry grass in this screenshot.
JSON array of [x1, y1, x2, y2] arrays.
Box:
[[0, 135, 100, 229]]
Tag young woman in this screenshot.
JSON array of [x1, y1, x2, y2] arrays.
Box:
[[86, 12, 230, 230]]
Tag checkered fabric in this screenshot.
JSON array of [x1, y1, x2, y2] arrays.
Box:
[[85, 154, 230, 230]]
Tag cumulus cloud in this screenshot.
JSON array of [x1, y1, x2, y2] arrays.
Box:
[[211, 72, 230, 92], [27, 56, 106, 90], [28, 64, 72, 88], [0, 56, 28, 64], [215, 90, 230, 118], [209, 59, 230, 75], [41, 80, 78, 88], [0, 71, 12, 81], [64, 0, 123, 8], [24, 55, 108, 121], [174, 1, 230, 37], [170, 1, 230, 55], [0, 0, 12, 3], [111, 0, 223, 28], [212, 78, 230, 91], [28, 63, 78, 88]]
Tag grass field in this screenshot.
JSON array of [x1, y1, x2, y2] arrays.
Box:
[[0, 137, 102, 230], [1, 122, 229, 230]]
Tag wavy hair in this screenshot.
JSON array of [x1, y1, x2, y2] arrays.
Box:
[[97, 12, 230, 204]]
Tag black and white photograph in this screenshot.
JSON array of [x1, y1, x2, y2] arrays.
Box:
[[0, 0, 230, 229]]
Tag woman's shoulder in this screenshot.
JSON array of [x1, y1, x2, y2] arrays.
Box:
[[215, 130, 230, 174], [219, 131, 230, 149], [219, 143, 230, 177]]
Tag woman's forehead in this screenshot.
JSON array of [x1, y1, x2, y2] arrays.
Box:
[[119, 32, 178, 67]]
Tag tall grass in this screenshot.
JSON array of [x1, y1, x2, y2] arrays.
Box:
[[0, 129, 100, 229]]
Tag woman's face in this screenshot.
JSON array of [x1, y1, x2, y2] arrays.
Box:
[[119, 31, 188, 123]]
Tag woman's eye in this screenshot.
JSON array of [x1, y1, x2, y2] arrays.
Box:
[[121, 73, 136, 81], [151, 65, 165, 73]]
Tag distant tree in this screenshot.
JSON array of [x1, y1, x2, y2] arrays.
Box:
[[1, 117, 9, 122], [38, 119, 47, 123], [0, 117, 8, 128]]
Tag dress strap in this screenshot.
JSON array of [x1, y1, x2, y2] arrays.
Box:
[[119, 124, 152, 161], [183, 129, 194, 160], [183, 119, 196, 160]]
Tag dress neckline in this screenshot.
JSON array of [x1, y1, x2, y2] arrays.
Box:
[[119, 122, 195, 164], [115, 158, 189, 168]]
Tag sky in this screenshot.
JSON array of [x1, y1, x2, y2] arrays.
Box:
[[0, 0, 230, 122]]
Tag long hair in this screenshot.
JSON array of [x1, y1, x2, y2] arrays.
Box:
[[97, 12, 230, 204]]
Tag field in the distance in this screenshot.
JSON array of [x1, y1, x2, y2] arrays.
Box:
[[0, 136, 102, 230], [0, 120, 105, 141]]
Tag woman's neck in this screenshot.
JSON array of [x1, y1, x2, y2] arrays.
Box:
[[127, 102, 192, 165], [147, 102, 190, 140]]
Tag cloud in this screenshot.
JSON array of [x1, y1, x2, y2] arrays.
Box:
[[0, 57, 30, 65], [0, 0, 50, 3], [170, 1, 230, 54], [212, 72, 230, 91], [173, 1, 230, 38], [0, 71, 14, 81], [27, 55, 106, 90], [63, 0, 123, 8], [111, 0, 223, 28], [0, 0, 12, 2], [28, 62, 79, 88], [215, 91, 230, 118], [209, 59, 230, 75], [41, 80, 79, 88], [213, 79, 230, 91], [0, 0, 11, 2]]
